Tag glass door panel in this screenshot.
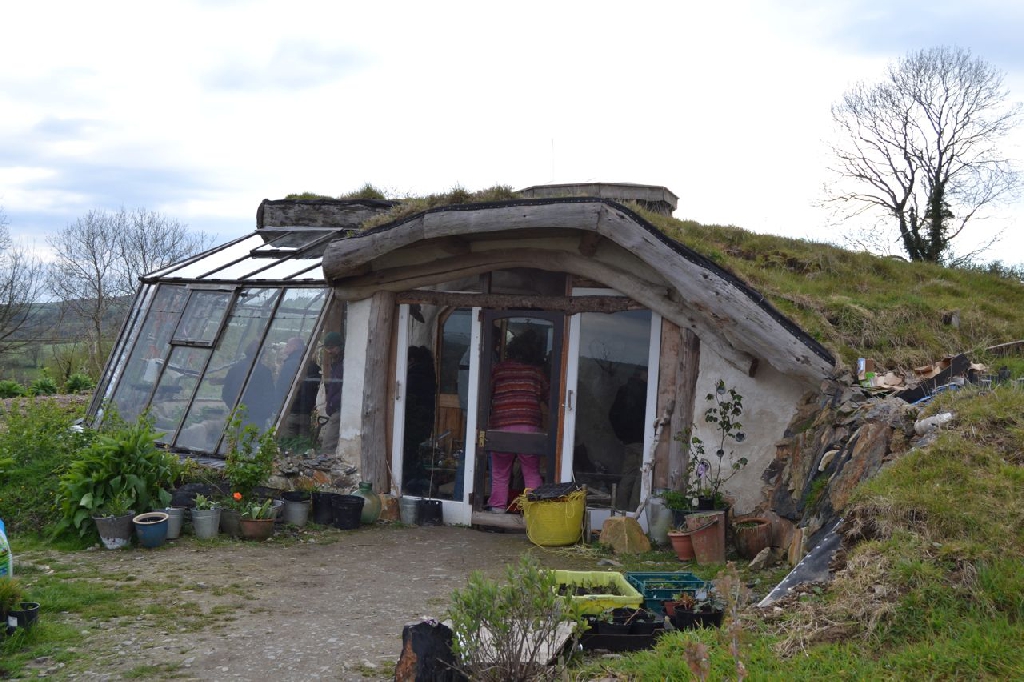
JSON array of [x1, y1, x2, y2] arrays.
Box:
[[476, 311, 564, 510], [570, 309, 653, 511]]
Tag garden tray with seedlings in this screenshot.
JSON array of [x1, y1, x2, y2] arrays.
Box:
[[549, 570, 643, 615], [625, 571, 709, 616]]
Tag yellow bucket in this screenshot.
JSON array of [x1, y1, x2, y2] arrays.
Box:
[[518, 489, 586, 547]]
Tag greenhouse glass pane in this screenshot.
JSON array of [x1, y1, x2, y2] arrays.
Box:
[[109, 285, 189, 423], [175, 288, 280, 452], [244, 258, 321, 280], [150, 346, 210, 439], [167, 235, 264, 279], [172, 290, 232, 344]]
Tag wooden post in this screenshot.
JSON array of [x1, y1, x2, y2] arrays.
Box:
[[667, 328, 700, 491], [360, 291, 396, 492], [654, 321, 680, 490]]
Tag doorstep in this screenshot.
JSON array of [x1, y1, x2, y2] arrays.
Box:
[[471, 510, 527, 532]]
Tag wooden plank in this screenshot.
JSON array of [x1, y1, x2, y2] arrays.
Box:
[[322, 201, 834, 382], [653, 320, 681, 490], [667, 328, 700, 492], [471, 510, 527, 530], [360, 291, 396, 491], [894, 353, 971, 403], [336, 247, 757, 375], [397, 290, 644, 314]]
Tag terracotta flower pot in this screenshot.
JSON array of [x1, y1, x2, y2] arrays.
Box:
[[239, 518, 275, 541], [734, 517, 773, 560], [667, 530, 695, 561]]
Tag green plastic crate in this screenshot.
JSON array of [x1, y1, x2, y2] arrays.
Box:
[[625, 571, 708, 616], [551, 570, 643, 615]]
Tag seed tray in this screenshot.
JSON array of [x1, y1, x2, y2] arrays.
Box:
[[625, 571, 709, 616], [551, 570, 642, 615], [527, 482, 585, 501]]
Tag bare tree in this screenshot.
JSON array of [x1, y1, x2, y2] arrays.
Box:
[[114, 207, 214, 297], [46, 208, 213, 374], [0, 207, 47, 361], [825, 46, 1022, 263]]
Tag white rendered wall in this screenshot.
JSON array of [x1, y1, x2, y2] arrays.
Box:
[[693, 349, 810, 514], [336, 298, 370, 461]]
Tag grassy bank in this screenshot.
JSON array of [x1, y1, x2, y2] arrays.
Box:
[[576, 385, 1024, 680]]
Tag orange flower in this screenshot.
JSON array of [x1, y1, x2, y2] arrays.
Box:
[[233, 492, 242, 501]]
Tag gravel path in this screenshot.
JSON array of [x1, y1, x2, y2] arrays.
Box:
[[21, 524, 594, 681]]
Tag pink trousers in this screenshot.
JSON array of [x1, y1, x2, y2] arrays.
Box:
[[487, 425, 543, 509]]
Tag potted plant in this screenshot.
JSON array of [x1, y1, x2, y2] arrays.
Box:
[[660, 488, 695, 529], [219, 491, 245, 539], [56, 415, 178, 542], [223, 407, 279, 533], [734, 516, 773, 559], [239, 498, 275, 541], [0, 577, 38, 636], [594, 607, 631, 635], [282, 483, 312, 527], [669, 586, 725, 630], [223, 408, 279, 502], [687, 380, 749, 510], [310, 483, 338, 526], [666, 525, 696, 562], [190, 494, 221, 540], [0, 576, 23, 619], [92, 491, 138, 550]]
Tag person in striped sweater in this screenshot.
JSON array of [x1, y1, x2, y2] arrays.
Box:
[[486, 329, 549, 512]]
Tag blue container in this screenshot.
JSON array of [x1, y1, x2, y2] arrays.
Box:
[[133, 512, 169, 548], [625, 571, 708, 616]]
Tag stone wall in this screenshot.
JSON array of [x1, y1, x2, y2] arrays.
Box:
[[762, 379, 917, 563], [256, 198, 396, 229]]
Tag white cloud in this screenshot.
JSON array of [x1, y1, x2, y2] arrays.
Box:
[[0, 0, 1021, 261]]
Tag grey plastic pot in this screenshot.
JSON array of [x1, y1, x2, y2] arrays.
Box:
[[282, 498, 310, 527], [163, 507, 185, 539], [93, 512, 136, 550], [190, 508, 221, 540]]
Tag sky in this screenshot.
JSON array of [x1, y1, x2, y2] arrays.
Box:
[[2, 0, 1023, 263]]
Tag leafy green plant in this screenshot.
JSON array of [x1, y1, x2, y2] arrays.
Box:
[[660, 488, 693, 512], [241, 498, 274, 520], [192, 494, 218, 510], [223, 407, 279, 500], [448, 554, 584, 681], [177, 457, 219, 486], [0, 380, 26, 398], [65, 373, 95, 393], [28, 375, 58, 396], [0, 398, 90, 536], [97, 490, 136, 517], [55, 415, 179, 536], [679, 380, 749, 506], [0, 577, 24, 615]]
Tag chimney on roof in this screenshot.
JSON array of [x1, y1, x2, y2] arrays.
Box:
[[516, 182, 678, 216]]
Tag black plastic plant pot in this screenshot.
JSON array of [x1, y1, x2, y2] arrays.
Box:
[[311, 492, 337, 525], [417, 499, 443, 526], [330, 494, 364, 530], [282, 490, 310, 503], [596, 620, 632, 635], [628, 612, 658, 635], [672, 609, 724, 630], [4, 601, 39, 636]]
